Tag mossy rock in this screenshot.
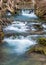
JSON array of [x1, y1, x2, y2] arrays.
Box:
[[27, 45, 46, 55], [34, 38, 46, 55], [34, 45, 46, 55], [37, 38, 46, 46], [27, 38, 46, 55]]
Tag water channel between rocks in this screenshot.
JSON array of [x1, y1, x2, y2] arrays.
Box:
[[0, 10, 46, 65]]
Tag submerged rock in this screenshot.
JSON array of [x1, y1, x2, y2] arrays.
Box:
[[33, 24, 43, 31]]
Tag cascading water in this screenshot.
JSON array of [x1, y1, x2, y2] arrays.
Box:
[[3, 20, 37, 55], [21, 10, 37, 18], [13, 9, 38, 21], [1, 9, 46, 65], [3, 9, 46, 55], [3, 21, 30, 34], [4, 36, 36, 54]]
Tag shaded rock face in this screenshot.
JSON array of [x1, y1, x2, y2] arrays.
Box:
[[0, 0, 33, 14], [0, 25, 4, 43], [34, 0, 46, 19]]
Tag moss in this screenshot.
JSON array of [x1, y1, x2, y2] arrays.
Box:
[[37, 38, 46, 46], [27, 38, 46, 55], [34, 45, 46, 55], [34, 38, 46, 55], [35, 38, 46, 55]]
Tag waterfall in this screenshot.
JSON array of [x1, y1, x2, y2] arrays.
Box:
[[21, 10, 37, 18]]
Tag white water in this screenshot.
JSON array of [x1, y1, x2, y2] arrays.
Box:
[[4, 21, 41, 34], [3, 10, 46, 55], [6, 12, 11, 16], [4, 36, 36, 54], [3, 20, 37, 55], [22, 10, 37, 18], [42, 24, 46, 28], [3, 21, 29, 33]]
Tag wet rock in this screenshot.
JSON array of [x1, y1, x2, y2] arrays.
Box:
[[34, 45, 46, 55], [27, 37, 46, 55], [37, 38, 46, 46], [33, 24, 43, 31], [0, 25, 4, 43], [34, 0, 46, 19]]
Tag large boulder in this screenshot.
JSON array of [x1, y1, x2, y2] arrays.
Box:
[[34, 0, 46, 19]]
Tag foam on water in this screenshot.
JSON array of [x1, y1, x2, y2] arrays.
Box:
[[4, 37, 36, 54], [3, 21, 29, 33], [22, 10, 37, 18], [42, 24, 46, 28]]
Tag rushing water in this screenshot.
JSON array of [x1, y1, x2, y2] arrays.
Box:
[[0, 10, 46, 65]]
